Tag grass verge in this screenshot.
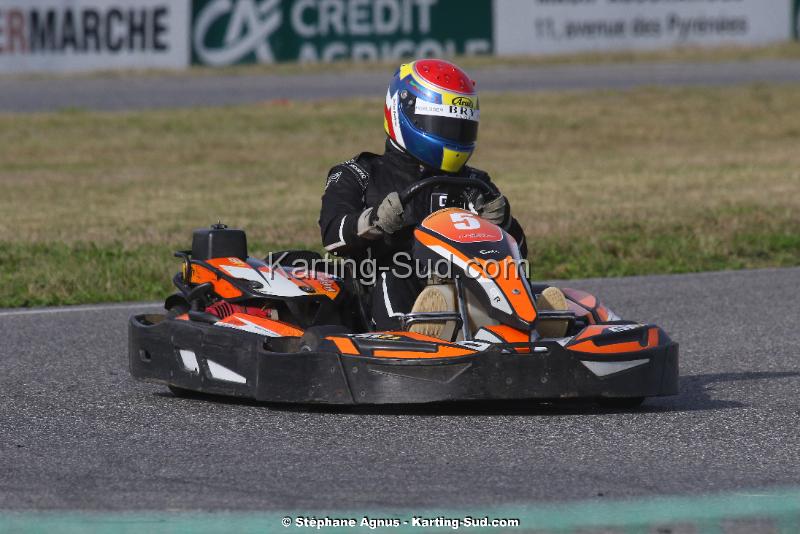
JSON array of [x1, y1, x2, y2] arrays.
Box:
[[2, 221, 798, 307], [1, 84, 798, 307]]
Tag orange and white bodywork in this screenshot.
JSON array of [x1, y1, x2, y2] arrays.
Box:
[[129, 220, 678, 405], [414, 208, 536, 332], [566, 324, 660, 355], [188, 257, 342, 302], [326, 331, 489, 359], [215, 313, 304, 337]]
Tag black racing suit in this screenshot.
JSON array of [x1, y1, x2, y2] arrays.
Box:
[[319, 139, 528, 330]]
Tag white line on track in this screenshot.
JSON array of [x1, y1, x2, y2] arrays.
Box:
[[0, 302, 160, 318]]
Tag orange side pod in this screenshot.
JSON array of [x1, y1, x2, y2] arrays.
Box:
[[190, 264, 243, 299], [569, 327, 660, 355], [326, 332, 479, 359]]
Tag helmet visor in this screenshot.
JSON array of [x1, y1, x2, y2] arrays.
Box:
[[402, 97, 479, 145]]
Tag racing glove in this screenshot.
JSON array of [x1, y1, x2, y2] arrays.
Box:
[[357, 192, 405, 239], [475, 194, 510, 227]]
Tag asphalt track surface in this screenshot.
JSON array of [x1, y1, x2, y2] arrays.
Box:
[[2, 59, 800, 112], [1, 267, 799, 512]]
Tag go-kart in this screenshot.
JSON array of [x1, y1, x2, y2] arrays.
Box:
[[128, 176, 678, 406]]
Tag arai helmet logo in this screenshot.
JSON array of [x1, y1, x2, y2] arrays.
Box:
[[452, 96, 474, 108]]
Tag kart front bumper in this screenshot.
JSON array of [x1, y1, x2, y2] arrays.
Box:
[[129, 314, 678, 405]]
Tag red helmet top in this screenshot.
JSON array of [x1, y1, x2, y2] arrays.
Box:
[[413, 59, 476, 93]]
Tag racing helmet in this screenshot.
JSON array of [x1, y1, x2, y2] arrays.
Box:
[[384, 59, 479, 173]]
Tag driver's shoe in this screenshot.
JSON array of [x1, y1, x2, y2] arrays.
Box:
[[409, 284, 456, 341], [536, 286, 569, 338]]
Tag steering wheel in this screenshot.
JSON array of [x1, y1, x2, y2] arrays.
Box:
[[381, 176, 499, 247], [398, 175, 499, 206]]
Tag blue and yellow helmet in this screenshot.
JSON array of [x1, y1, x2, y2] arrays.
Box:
[[384, 59, 479, 173]]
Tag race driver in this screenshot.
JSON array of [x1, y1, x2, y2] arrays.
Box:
[[319, 59, 563, 332]]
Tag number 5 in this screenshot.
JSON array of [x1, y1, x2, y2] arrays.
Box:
[[450, 212, 480, 230]]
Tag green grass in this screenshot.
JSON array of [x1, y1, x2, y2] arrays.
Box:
[[1, 84, 799, 307], [0, 240, 296, 307], [2, 215, 798, 307]]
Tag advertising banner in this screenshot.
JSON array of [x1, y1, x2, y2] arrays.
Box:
[[0, 0, 189, 74], [495, 0, 793, 56], [191, 0, 493, 66]]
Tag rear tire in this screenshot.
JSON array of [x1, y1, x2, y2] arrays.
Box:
[[300, 325, 352, 352], [596, 397, 645, 409]]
